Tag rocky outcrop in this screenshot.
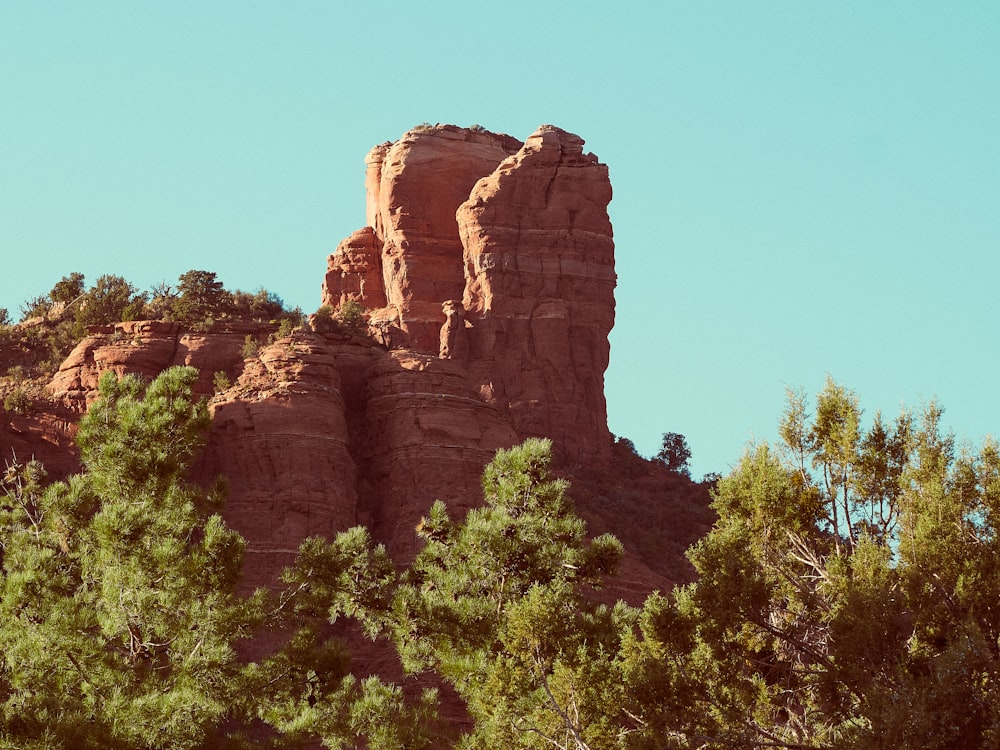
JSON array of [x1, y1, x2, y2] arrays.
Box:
[[0, 126, 705, 740], [324, 126, 521, 352], [3, 123, 630, 589], [0, 407, 79, 479], [322, 227, 387, 311], [360, 350, 518, 561], [48, 319, 265, 410], [199, 333, 520, 577], [198, 335, 368, 588], [323, 124, 616, 465], [459, 125, 617, 464], [19, 321, 523, 575]]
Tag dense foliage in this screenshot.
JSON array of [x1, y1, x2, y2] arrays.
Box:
[[2, 372, 998, 748], [390, 439, 626, 748], [0, 367, 258, 748], [620, 378, 1000, 748]]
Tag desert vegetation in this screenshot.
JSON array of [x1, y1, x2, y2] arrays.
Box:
[[1, 369, 998, 748], [0, 271, 303, 384], [310, 299, 369, 337]]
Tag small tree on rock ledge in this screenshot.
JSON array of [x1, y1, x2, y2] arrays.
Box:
[[655, 431, 691, 477]]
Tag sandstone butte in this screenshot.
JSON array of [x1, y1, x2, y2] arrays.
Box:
[[1, 124, 709, 610]]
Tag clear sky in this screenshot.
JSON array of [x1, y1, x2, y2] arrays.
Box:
[[2, 2, 998, 478]]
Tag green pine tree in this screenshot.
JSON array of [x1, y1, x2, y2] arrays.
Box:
[[0, 366, 262, 749]]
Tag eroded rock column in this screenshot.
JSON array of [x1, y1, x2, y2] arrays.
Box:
[[458, 125, 617, 464]]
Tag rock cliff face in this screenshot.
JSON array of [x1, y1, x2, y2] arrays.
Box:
[[200, 334, 521, 581], [323, 124, 616, 465], [458, 126, 616, 463], [35, 321, 521, 582], [198, 335, 365, 588], [2, 125, 666, 598], [0, 406, 79, 479], [48, 320, 253, 409], [331, 126, 521, 351]]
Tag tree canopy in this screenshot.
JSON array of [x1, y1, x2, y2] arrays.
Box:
[[12, 270, 302, 330], [0, 367, 259, 748], [618, 378, 1000, 748], [2, 374, 999, 748], [655, 432, 692, 477]]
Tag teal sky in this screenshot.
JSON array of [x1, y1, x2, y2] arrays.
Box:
[[3, 3, 998, 478]]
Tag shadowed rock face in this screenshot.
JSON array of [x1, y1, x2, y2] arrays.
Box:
[[324, 123, 617, 467]]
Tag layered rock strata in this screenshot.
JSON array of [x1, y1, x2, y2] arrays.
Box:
[[325, 126, 521, 350], [48, 319, 258, 409], [33, 322, 523, 580], [458, 126, 617, 464], [361, 350, 518, 561], [324, 124, 616, 465], [198, 336, 364, 587], [5, 123, 623, 587]]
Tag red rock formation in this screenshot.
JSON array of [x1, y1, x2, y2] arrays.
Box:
[[0, 132, 701, 740], [199, 334, 369, 589], [360, 349, 518, 560], [48, 319, 260, 411], [4, 123, 633, 592], [325, 123, 616, 465], [203, 335, 519, 568], [0, 407, 79, 479], [20, 317, 521, 573], [459, 125, 617, 465], [0, 127, 707, 744], [321, 227, 386, 311], [322, 126, 520, 351]]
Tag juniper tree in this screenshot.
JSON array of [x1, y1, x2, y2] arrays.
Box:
[[172, 270, 228, 325], [621, 380, 1000, 749]]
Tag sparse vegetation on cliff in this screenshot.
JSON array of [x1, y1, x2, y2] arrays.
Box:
[[0, 270, 303, 381], [1, 388, 32, 415], [333, 299, 367, 336]]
